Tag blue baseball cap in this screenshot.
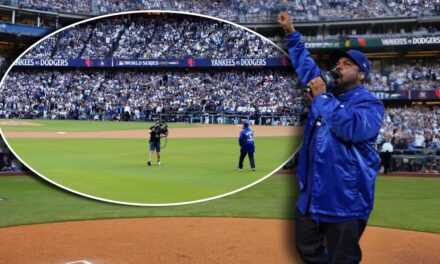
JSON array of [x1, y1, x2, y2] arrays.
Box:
[[330, 49, 370, 79], [243, 122, 249, 128]]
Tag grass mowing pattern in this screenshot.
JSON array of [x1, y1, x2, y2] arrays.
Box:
[[0, 120, 196, 132], [7, 137, 298, 204], [369, 176, 440, 233], [0, 175, 439, 233], [0, 174, 295, 227]]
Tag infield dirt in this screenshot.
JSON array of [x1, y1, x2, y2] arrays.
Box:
[[3, 124, 303, 139], [0, 217, 438, 264]]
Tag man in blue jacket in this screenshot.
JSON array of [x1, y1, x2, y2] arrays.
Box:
[[237, 122, 256, 171], [278, 12, 384, 264]]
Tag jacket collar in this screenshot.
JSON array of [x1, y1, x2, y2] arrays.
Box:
[[336, 84, 365, 101]]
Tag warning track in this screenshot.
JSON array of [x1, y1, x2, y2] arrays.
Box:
[[3, 125, 303, 139]]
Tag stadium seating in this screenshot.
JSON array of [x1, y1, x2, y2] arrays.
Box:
[[367, 62, 440, 92], [0, 69, 302, 121], [8, 0, 440, 21], [25, 15, 282, 59], [378, 106, 440, 150]]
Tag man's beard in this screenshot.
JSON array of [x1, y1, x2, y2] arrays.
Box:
[[332, 83, 349, 96], [332, 75, 360, 96]]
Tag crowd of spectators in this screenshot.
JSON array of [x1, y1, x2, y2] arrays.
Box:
[[172, 0, 389, 21], [26, 15, 281, 59], [18, 0, 92, 14], [387, 0, 440, 17], [209, 0, 307, 22], [0, 141, 22, 172], [97, 0, 168, 14], [170, 0, 240, 21], [0, 69, 302, 122], [0, 153, 22, 172], [23, 36, 57, 59], [116, 16, 279, 59], [377, 106, 440, 151], [376, 105, 440, 173], [303, 0, 388, 21], [7, 0, 439, 22], [81, 18, 126, 59], [52, 25, 94, 59], [367, 61, 440, 93]]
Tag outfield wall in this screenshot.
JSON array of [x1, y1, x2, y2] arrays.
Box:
[[12, 113, 303, 126]]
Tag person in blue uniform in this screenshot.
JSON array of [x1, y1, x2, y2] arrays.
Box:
[[278, 11, 384, 264], [237, 122, 256, 171]]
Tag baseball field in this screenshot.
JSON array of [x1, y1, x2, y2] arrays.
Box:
[[1, 120, 299, 204], [0, 174, 439, 263], [1, 120, 439, 263]]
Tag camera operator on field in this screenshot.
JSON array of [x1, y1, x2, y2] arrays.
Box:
[[147, 119, 168, 166], [278, 11, 384, 264]]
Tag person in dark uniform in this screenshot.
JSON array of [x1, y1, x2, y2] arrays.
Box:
[[381, 139, 394, 174], [0, 153, 12, 171], [237, 122, 256, 171], [147, 119, 162, 166]]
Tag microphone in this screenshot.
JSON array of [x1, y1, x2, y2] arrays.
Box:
[[321, 70, 342, 90], [330, 70, 341, 80], [305, 70, 342, 99]]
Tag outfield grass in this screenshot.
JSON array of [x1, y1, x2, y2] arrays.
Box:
[[0, 175, 439, 233], [369, 176, 440, 233], [0, 119, 196, 132], [0, 174, 295, 228], [7, 136, 298, 204]]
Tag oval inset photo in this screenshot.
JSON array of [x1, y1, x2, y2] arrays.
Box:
[[0, 11, 304, 205]]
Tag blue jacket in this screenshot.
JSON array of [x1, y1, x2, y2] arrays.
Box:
[[287, 31, 384, 219], [239, 127, 255, 153]]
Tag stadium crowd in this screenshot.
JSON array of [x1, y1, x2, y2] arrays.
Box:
[[0, 141, 22, 172], [386, 0, 440, 17], [0, 152, 22, 172], [0, 69, 301, 122], [303, 0, 388, 21], [367, 61, 440, 93], [25, 15, 281, 59], [377, 106, 440, 151], [377, 105, 440, 173], [22, 36, 57, 59], [7, 0, 440, 21], [97, 0, 168, 13], [53, 25, 94, 59], [170, 0, 240, 21], [81, 19, 126, 59], [18, 0, 92, 14]]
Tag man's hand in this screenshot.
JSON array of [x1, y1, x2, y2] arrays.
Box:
[[277, 11, 295, 35], [307, 77, 327, 97]]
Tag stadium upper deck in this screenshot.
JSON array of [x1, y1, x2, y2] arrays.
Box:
[[0, 0, 439, 23]]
